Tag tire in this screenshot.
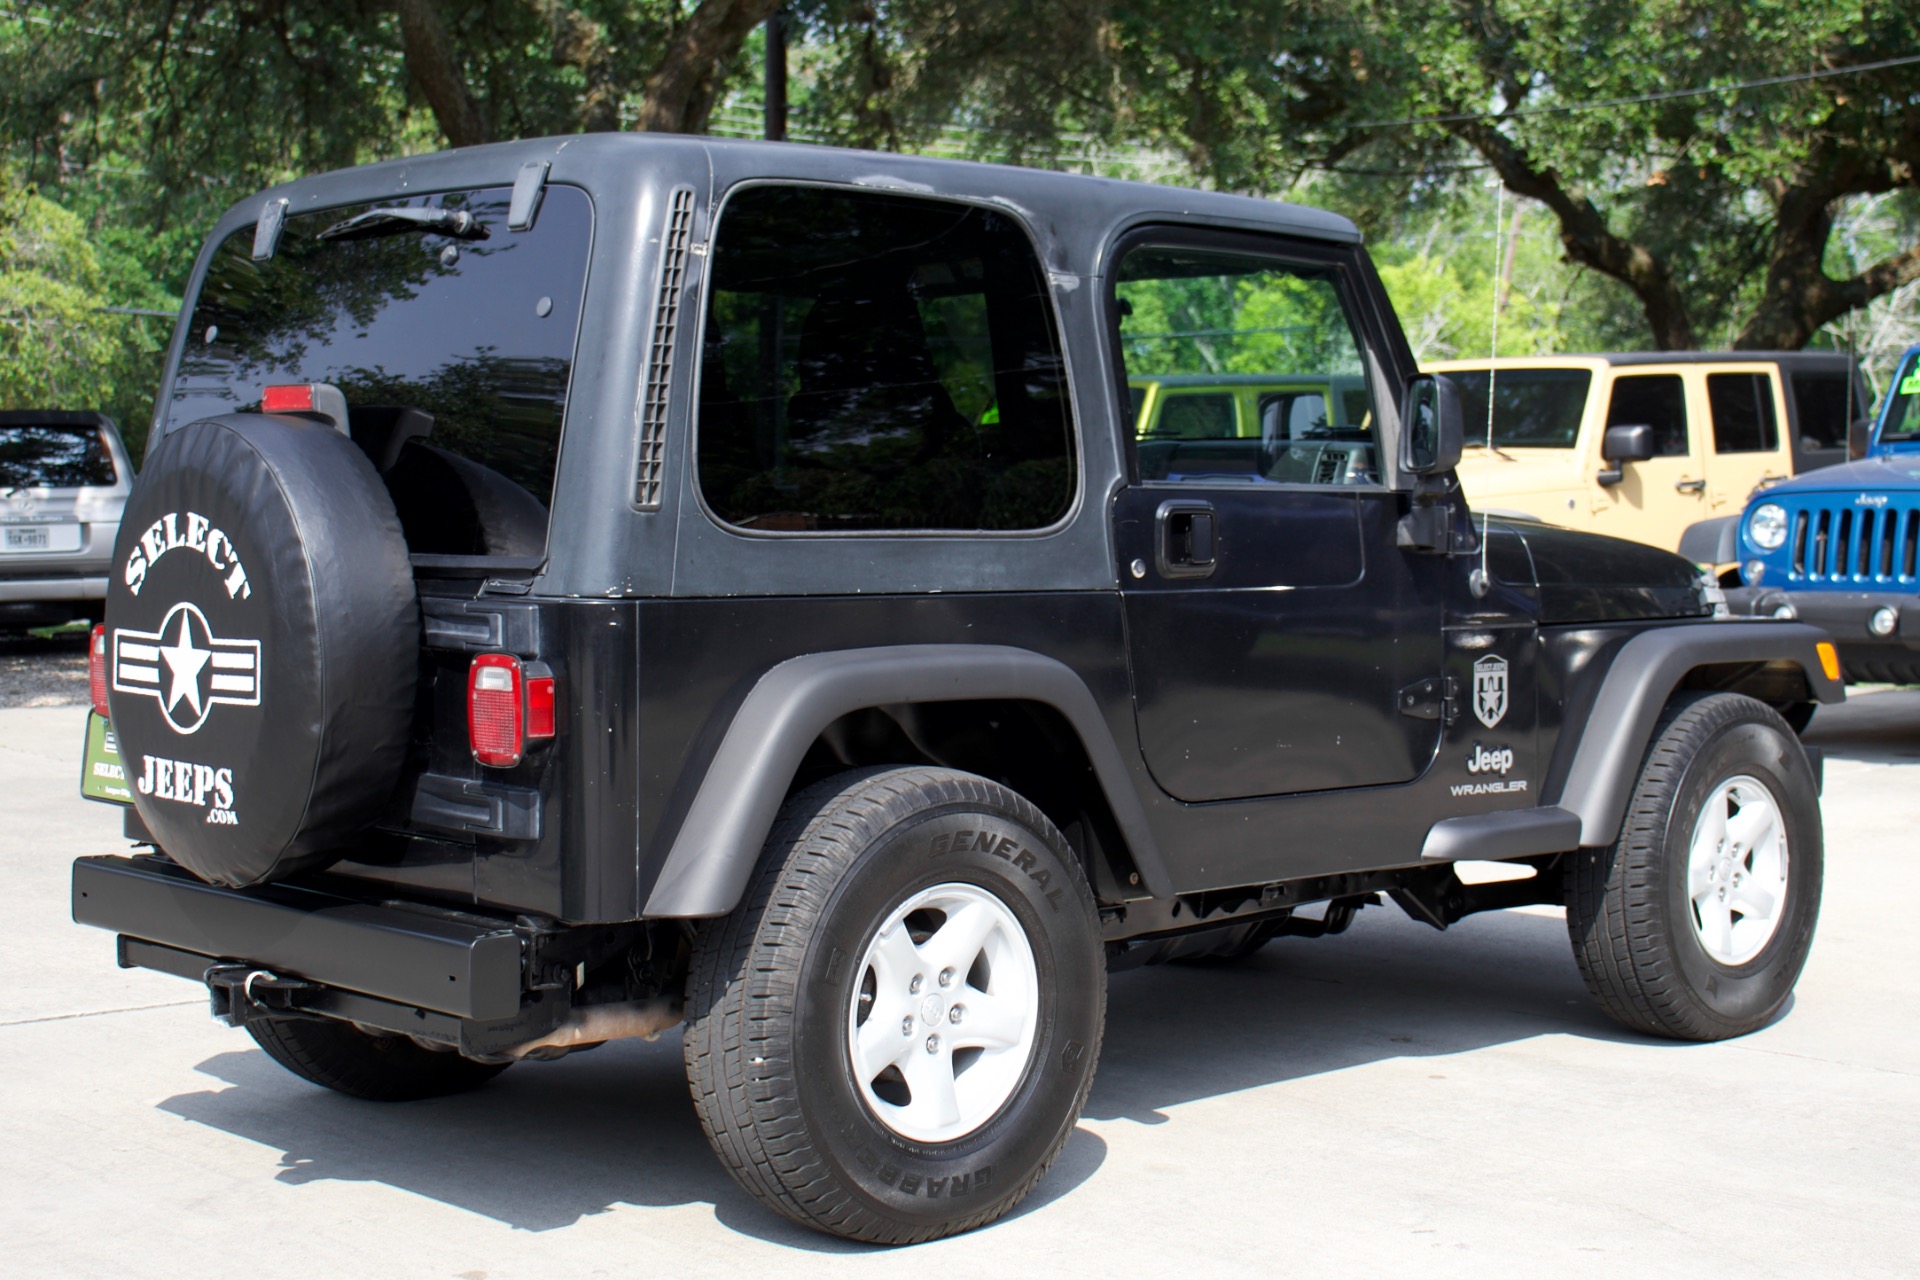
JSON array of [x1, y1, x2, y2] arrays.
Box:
[[684, 767, 1105, 1245], [247, 1014, 510, 1101], [104, 414, 417, 887], [1566, 692, 1823, 1041]]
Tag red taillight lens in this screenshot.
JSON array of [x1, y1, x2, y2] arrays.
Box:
[[88, 624, 110, 718], [525, 672, 556, 740], [468, 653, 524, 768], [261, 383, 316, 414], [467, 655, 556, 768]]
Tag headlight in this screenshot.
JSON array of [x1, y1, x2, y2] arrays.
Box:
[[1747, 503, 1788, 551]]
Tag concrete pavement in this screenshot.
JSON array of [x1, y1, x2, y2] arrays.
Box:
[[3, 694, 1917, 1277]]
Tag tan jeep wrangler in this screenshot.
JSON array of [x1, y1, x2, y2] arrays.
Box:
[[1435, 353, 1868, 554]]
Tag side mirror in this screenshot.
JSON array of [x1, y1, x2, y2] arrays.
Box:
[[1599, 422, 1656, 486], [1849, 415, 1872, 460], [1402, 374, 1464, 476]]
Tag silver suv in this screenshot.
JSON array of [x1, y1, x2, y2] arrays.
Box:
[[0, 410, 134, 629]]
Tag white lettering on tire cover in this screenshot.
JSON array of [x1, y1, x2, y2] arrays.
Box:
[[112, 601, 261, 734], [121, 510, 252, 599]]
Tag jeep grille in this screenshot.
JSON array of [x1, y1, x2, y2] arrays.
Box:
[[1787, 501, 1920, 584]]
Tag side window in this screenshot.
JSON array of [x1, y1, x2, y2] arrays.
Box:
[[1606, 375, 1689, 457], [1154, 393, 1236, 439], [1786, 371, 1854, 450], [1708, 373, 1779, 454], [1114, 243, 1379, 487], [696, 185, 1075, 532]]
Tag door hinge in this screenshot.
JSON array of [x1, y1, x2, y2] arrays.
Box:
[[1398, 675, 1459, 724]]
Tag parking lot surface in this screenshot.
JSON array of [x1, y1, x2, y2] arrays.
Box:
[[3, 693, 1916, 1278]]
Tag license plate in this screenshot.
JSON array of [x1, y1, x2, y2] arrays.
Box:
[[2, 523, 80, 553], [80, 713, 134, 805]]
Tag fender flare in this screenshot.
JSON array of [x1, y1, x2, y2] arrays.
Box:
[[642, 644, 1172, 917], [1676, 514, 1740, 565], [1552, 620, 1842, 847]]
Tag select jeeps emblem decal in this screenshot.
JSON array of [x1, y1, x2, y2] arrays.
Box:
[[111, 601, 261, 734], [1471, 654, 1509, 728], [1855, 494, 1889, 508], [134, 752, 238, 825], [122, 510, 253, 600]]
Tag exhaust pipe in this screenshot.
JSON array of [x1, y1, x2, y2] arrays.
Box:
[[503, 996, 682, 1060]]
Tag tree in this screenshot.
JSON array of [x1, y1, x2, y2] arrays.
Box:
[[791, 0, 1920, 354], [0, 2, 784, 233], [0, 168, 177, 454]]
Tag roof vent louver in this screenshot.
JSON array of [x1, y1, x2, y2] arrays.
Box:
[[635, 187, 695, 510]]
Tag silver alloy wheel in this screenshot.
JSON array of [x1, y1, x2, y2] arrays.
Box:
[[848, 881, 1040, 1144], [1686, 773, 1790, 966]]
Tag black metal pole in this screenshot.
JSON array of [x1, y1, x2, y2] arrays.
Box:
[[764, 10, 788, 141]]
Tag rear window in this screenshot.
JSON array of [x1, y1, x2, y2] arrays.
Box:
[[1786, 370, 1861, 450], [0, 423, 118, 489], [1448, 369, 1592, 448], [169, 184, 591, 556]]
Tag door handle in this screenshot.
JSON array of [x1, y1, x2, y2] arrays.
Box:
[[1675, 478, 1705, 494], [1154, 499, 1217, 579]]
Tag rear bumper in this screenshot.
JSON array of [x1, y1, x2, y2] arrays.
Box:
[[0, 575, 108, 602], [72, 855, 526, 1020]]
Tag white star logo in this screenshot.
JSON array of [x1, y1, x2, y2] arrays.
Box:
[[110, 602, 262, 735], [158, 610, 212, 719]]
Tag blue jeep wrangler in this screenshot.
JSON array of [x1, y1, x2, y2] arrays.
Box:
[[1709, 343, 1920, 684]]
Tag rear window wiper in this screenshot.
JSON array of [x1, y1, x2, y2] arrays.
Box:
[[318, 206, 489, 242]]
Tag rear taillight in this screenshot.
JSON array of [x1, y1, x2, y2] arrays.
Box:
[[89, 625, 110, 718], [467, 653, 556, 768]]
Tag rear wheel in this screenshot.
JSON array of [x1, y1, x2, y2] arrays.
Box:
[[684, 767, 1104, 1244], [247, 1014, 510, 1101], [1567, 693, 1822, 1041]]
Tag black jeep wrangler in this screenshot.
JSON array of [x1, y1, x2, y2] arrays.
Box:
[[75, 135, 1839, 1244]]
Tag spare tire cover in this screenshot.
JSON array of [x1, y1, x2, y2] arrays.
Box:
[[105, 414, 418, 887]]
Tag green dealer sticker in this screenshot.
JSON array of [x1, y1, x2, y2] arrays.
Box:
[[81, 713, 133, 805], [1902, 372, 1920, 396]]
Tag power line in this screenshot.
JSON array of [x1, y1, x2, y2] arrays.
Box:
[[1347, 53, 1920, 130]]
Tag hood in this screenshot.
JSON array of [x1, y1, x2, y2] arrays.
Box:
[[1453, 447, 1583, 501], [1487, 517, 1708, 624], [1755, 453, 1920, 499]]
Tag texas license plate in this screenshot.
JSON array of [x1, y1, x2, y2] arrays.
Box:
[[3, 525, 49, 550], [2, 523, 80, 552], [80, 713, 133, 805]]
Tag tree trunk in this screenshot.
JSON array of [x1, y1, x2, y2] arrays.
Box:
[[1734, 127, 1920, 349], [633, 0, 783, 135], [396, 0, 490, 148], [1450, 119, 1698, 349]]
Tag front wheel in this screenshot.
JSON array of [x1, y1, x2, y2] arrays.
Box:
[[684, 767, 1105, 1244], [1567, 693, 1823, 1041]]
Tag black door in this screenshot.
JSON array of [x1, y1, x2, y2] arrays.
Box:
[[1108, 235, 1446, 801]]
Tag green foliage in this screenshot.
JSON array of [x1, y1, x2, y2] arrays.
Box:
[[0, 170, 175, 458]]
